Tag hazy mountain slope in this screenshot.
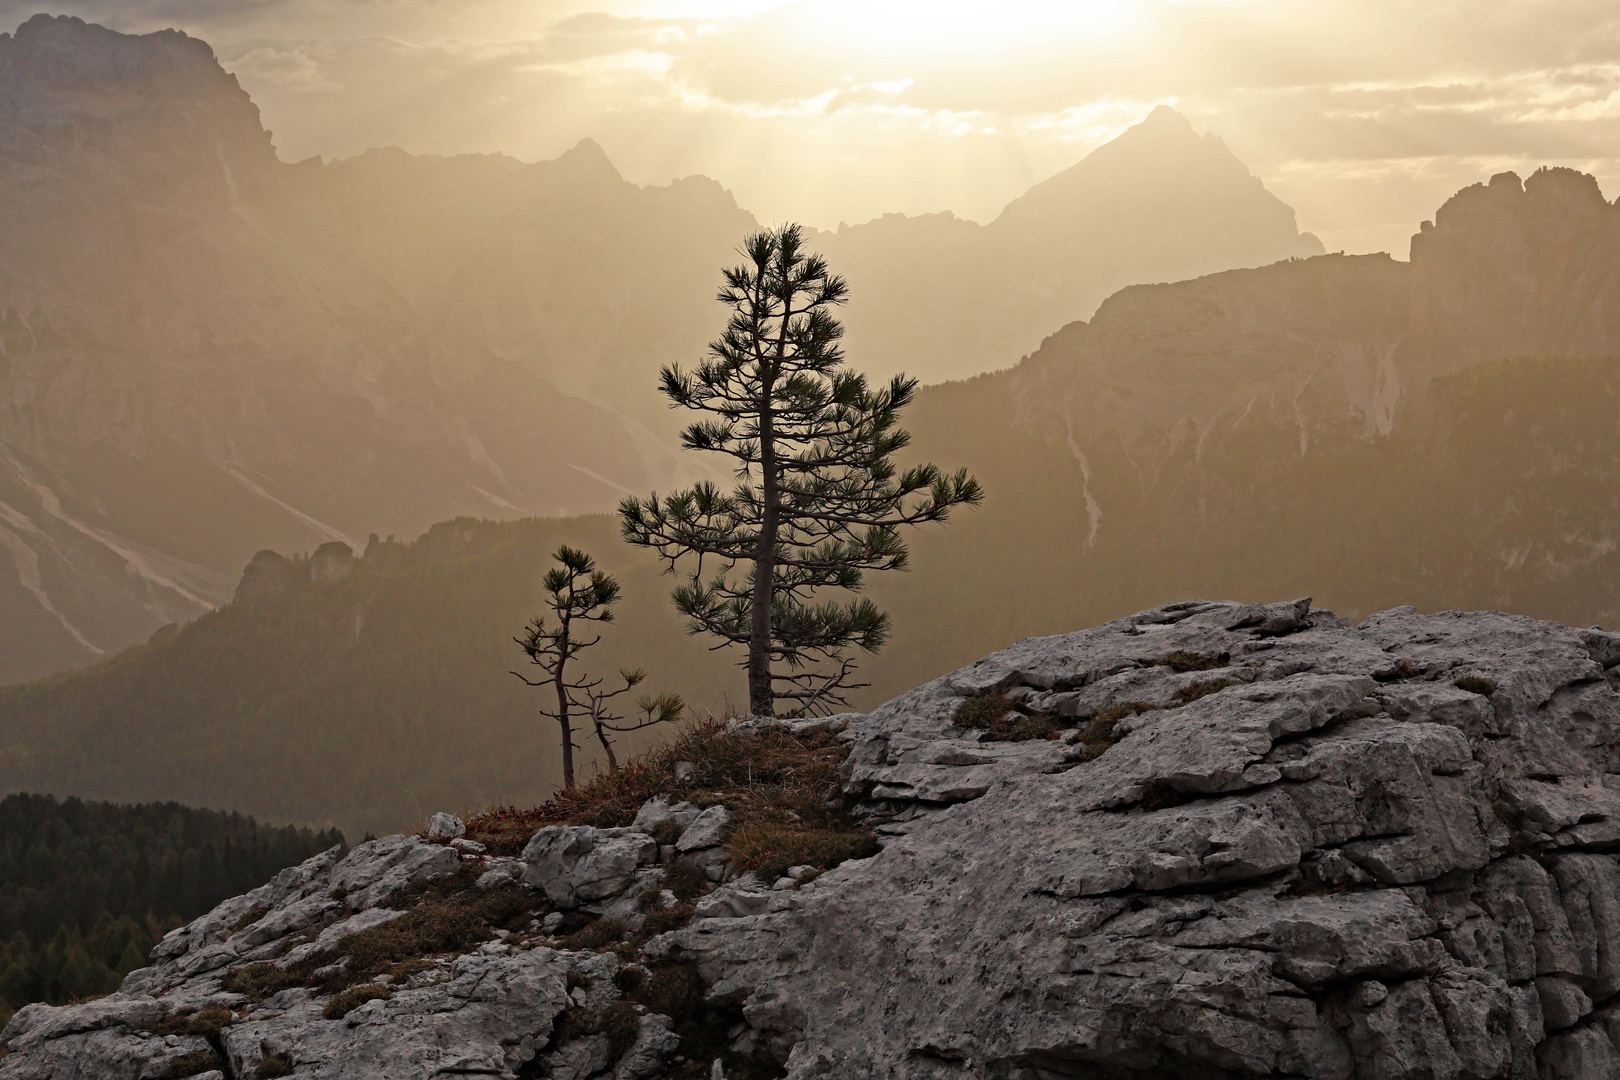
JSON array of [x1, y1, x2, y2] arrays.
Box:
[[7, 168, 1620, 835], [820, 105, 1325, 384], [0, 16, 752, 682], [0, 517, 745, 839], [0, 18, 1333, 684]]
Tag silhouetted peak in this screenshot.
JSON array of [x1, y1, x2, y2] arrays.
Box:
[[548, 137, 623, 184], [990, 105, 1316, 257], [0, 13, 231, 99], [1138, 103, 1197, 134]]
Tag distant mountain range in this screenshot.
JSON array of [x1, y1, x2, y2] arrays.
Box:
[[6, 163, 1620, 837], [0, 14, 1323, 683]]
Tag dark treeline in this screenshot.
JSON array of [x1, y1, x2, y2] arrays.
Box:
[[0, 793, 343, 1026]]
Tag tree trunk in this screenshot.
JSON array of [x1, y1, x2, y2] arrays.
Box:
[[748, 433, 778, 716], [555, 609, 574, 787], [556, 713, 574, 788], [592, 718, 619, 773], [748, 305, 784, 716]]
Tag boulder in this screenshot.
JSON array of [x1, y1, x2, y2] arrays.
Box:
[[522, 826, 658, 908], [426, 812, 465, 839]]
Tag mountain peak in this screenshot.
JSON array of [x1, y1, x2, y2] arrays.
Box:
[[547, 137, 623, 184], [1, 13, 227, 97], [1138, 103, 1196, 134], [989, 105, 1320, 264]]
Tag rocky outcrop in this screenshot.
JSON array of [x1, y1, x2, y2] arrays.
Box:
[[11, 600, 1620, 1077], [663, 599, 1620, 1078]]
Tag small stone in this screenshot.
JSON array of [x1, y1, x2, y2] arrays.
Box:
[[542, 912, 564, 933], [786, 865, 817, 881], [426, 813, 465, 839], [772, 877, 795, 891]]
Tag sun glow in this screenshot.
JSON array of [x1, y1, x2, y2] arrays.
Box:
[[786, 0, 1144, 54]]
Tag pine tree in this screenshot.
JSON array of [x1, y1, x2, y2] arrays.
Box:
[[513, 546, 681, 786], [620, 224, 982, 716]]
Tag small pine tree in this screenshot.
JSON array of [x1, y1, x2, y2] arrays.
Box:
[[620, 224, 982, 716], [513, 546, 680, 786]]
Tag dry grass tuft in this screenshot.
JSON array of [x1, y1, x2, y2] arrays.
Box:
[[465, 717, 852, 854], [1171, 678, 1242, 706], [1454, 675, 1497, 696], [1156, 650, 1231, 673], [322, 984, 392, 1020], [150, 1005, 233, 1039], [726, 824, 879, 884], [953, 692, 1067, 742], [164, 1049, 225, 1078]]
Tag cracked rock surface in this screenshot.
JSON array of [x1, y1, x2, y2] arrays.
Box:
[[12, 599, 1620, 1078], [661, 600, 1620, 1078]]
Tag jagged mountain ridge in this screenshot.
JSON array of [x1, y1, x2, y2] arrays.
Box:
[[0, 14, 1328, 683], [6, 166, 1620, 838]]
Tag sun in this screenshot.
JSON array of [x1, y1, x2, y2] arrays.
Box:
[[794, 0, 1143, 52]]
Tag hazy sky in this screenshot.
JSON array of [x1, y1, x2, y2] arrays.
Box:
[[9, 0, 1620, 254]]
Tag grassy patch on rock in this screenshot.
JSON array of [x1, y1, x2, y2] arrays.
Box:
[[953, 692, 1067, 742], [466, 717, 874, 888]]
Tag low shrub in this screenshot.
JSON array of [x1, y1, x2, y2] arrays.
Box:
[[562, 920, 626, 952], [1454, 675, 1497, 696], [151, 1005, 233, 1038], [664, 861, 709, 901], [220, 962, 303, 1003], [164, 1050, 225, 1079], [257, 1052, 296, 1078], [596, 1000, 643, 1058], [641, 904, 695, 937], [648, 820, 685, 846], [466, 718, 851, 849], [953, 692, 1066, 742], [628, 961, 707, 1022]]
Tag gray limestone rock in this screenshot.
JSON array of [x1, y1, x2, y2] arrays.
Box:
[[17, 600, 1620, 1079], [425, 812, 464, 838], [522, 826, 658, 908], [659, 601, 1620, 1078], [676, 805, 733, 852]]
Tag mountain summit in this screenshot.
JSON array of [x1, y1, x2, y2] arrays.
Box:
[[821, 106, 1325, 383]]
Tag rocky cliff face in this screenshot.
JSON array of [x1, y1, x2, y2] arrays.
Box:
[[9, 600, 1620, 1078]]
